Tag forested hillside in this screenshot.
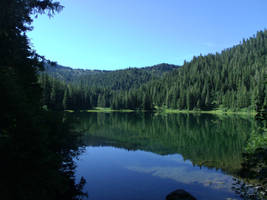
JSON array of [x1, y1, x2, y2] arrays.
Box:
[[141, 30, 267, 111], [44, 63, 178, 89], [39, 63, 178, 110], [44, 64, 105, 82], [40, 30, 267, 111]]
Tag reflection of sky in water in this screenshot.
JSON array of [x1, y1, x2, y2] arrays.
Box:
[[75, 146, 241, 200], [127, 166, 233, 190]]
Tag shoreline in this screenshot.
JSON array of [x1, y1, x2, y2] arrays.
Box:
[[65, 107, 257, 116]]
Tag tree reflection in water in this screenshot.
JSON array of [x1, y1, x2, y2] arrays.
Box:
[[0, 112, 87, 200], [234, 111, 267, 200]]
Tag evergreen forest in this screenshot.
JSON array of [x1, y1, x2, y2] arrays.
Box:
[[40, 30, 267, 112], [0, 1, 86, 199], [1, 0, 267, 199]]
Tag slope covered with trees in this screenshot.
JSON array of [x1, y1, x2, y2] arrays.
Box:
[[44, 64, 104, 82], [40, 30, 267, 112], [142, 30, 267, 111], [40, 63, 178, 110], [44, 63, 178, 89]]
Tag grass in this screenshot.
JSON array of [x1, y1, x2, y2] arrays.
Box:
[[157, 107, 257, 116], [66, 107, 134, 113], [65, 107, 257, 116]]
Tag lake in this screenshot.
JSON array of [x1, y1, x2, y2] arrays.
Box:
[[72, 112, 259, 200]]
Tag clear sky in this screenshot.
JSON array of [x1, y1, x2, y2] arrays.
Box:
[[27, 0, 267, 70]]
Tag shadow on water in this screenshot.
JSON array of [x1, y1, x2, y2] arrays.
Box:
[[0, 112, 87, 200], [231, 111, 267, 200]]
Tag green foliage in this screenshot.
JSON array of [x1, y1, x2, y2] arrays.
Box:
[[145, 30, 267, 111], [45, 63, 178, 87], [237, 74, 267, 200], [40, 64, 175, 110], [41, 31, 267, 112], [0, 0, 62, 135], [245, 130, 267, 153]]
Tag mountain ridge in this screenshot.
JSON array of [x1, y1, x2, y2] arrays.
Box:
[[44, 62, 180, 83]]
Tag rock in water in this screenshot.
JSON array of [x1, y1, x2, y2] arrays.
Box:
[[166, 189, 197, 200]]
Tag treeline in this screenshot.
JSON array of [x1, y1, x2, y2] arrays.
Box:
[[40, 30, 267, 111], [39, 73, 154, 110], [45, 63, 178, 89], [40, 63, 177, 110], [143, 30, 267, 111]]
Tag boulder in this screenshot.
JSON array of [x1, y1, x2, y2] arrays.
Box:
[[166, 189, 196, 200]]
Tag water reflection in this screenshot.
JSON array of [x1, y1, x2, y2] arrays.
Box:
[[72, 112, 259, 200], [75, 112, 257, 173], [0, 112, 86, 200]]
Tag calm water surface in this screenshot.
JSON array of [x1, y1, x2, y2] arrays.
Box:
[[73, 112, 259, 200]]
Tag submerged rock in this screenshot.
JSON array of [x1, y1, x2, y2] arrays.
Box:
[[166, 189, 196, 200]]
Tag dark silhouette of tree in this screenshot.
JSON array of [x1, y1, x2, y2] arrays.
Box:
[[0, 1, 86, 200]]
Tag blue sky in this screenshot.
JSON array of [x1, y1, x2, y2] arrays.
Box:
[[27, 0, 267, 70]]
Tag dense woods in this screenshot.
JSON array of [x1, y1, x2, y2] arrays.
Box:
[[237, 93, 267, 199], [147, 31, 267, 111], [1, 0, 267, 199], [40, 30, 267, 112], [39, 63, 178, 110], [0, 1, 85, 199]]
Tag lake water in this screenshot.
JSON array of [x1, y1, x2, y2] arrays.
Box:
[[72, 112, 258, 200]]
